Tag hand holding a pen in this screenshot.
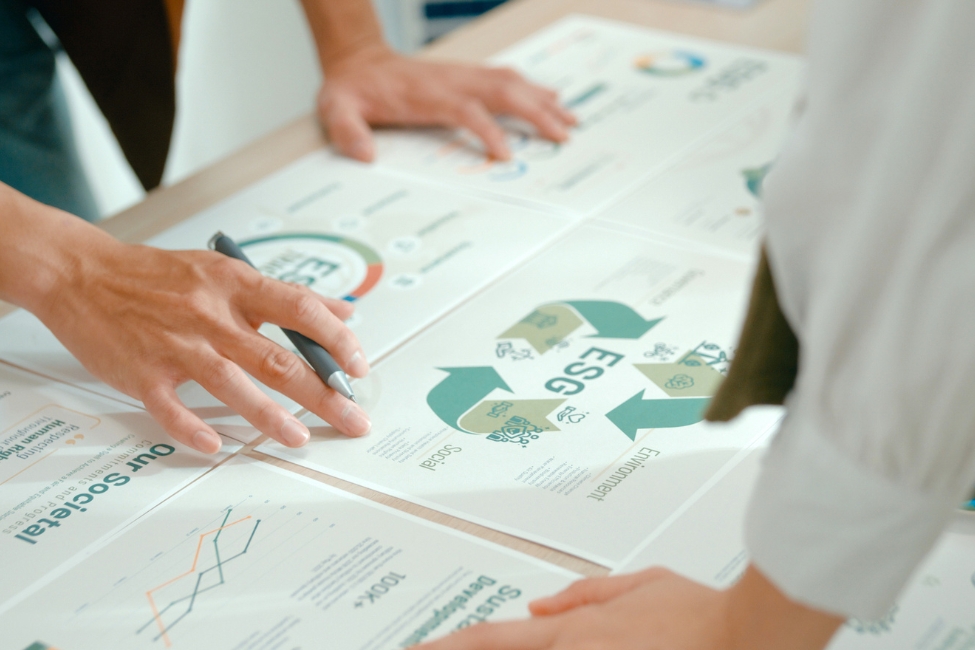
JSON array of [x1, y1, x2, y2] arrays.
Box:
[[2, 192, 372, 454]]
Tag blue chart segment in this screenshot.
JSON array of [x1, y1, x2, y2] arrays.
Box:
[[138, 509, 261, 647]]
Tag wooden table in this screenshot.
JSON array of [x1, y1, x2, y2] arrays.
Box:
[[0, 0, 811, 577]]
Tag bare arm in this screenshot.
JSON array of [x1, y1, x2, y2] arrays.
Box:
[[0, 182, 371, 452], [298, 0, 576, 162], [419, 564, 843, 650]]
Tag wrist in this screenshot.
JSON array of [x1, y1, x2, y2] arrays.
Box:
[[0, 187, 117, 318], [321, 39, 394, 76]]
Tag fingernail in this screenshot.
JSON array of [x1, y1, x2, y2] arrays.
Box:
[[342, 402, 372, 437], [192, 430, 221, 454], [280, 418, 311, 447], [348, 350, 369, 377]]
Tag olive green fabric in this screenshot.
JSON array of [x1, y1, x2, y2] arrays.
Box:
[[705, 247, 799, 422]]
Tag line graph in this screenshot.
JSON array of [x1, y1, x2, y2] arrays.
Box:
[[137, 509, 261, 647]]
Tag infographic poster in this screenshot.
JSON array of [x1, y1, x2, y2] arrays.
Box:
[[0, 152, 569, 440], [375, 15, 804, 213], [597, 85, 800, 258], [0, 457, 578, 650], [0, 364, 236, 613], [261, 223, 780, 567]]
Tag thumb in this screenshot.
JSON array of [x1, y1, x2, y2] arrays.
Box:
[[529, 567, 671, 617], [322, 91, 376, 162]]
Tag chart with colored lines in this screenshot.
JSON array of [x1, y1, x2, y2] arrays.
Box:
[[261, 223, 781, 567], [0, 457, 576, 650], [138, 509, 261, 645]]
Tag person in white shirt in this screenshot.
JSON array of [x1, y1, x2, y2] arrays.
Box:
[[419, 1, 975, 648]]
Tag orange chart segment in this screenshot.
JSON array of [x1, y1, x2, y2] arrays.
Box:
[[141, 512, 257, 648]]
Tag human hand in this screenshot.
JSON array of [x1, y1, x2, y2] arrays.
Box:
[[318, 44, 577, 162], [418, 566, 843, 650], [28, 219, 371, 454]]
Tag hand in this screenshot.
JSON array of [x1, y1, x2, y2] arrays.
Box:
[[318, 44, 577, 162], [419, 566, 844, 650], [24, 213, 372, 454]]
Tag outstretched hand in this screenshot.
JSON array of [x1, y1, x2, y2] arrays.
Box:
[[25, 214, 372, 454], [318, 45, 577, 163], [418, 566, 844, 650]]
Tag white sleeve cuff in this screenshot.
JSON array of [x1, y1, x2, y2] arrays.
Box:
[[745, 414, 957, 620]]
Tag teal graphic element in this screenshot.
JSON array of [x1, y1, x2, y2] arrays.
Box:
[[427, 367, 512, 431], [606, 391, 710, 440], [563, 300, 663, 339], [742, 162, 773, 198]]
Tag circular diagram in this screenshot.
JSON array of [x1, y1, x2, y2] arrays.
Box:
[[634, 51, 706, 77], [239, 233, 383, 302]]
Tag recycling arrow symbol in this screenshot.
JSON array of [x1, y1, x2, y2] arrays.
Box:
[[606, 391, 710, 440]]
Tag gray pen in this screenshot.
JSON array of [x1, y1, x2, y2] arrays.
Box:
[[208, 231, 357, 402]]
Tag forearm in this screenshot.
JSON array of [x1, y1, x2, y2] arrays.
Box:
[[299, 0, 388, 72], [0, 182, 114, 316]]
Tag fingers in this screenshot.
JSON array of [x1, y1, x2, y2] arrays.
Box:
[[244, 277, 369, 379], [529, 568, 671, 617], [323, 92, 376, 162], [320, 295, 355, 321], [482, 81, 574, 143], [142, 384, 222, 454], [190, 351, 317, 447], [226, 333, 372, 438], [447, 97, 512, 161], [419, 619, 555, 650]]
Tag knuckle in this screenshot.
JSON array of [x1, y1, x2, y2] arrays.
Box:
[[254, 398, 282, 428], [258, 346, 304, 384], [202, 357, 239, 391], [289, 290, 322, 323], [209, 255, 246, 284]]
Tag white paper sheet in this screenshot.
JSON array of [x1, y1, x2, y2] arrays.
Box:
[[614, 446, 764, 583], [374, 15, 804, 214], [0, 456, 578, 650], [0, 363, 238, 613], [259, 223, 779, 567], [596, 85, 800, 258]]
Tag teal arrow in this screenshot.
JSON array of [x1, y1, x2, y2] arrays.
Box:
[[564, 300, 663, 339], [606, 391, 710, 440], [427, 367, 512, 431]]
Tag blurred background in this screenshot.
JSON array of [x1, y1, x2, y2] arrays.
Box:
[[57, 0, 753, 219]]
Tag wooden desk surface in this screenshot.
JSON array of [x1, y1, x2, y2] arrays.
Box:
[[0, 0, 810, 577]]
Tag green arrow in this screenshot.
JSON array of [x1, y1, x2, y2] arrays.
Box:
[[606, 391, 710, 440], [427, 367, 512, 431], [564, 301, 663, 339]]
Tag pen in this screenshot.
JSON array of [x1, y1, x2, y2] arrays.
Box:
[[208, 231, 357, 402]]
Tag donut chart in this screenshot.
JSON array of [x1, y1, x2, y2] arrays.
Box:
[[634, 51, 706, 77], [239, 233, 383, 302]]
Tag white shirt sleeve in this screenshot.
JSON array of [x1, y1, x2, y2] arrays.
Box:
[[746, 0, 975, 619]]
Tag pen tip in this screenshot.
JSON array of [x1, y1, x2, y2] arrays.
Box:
[[349, 395, 358, 403]]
